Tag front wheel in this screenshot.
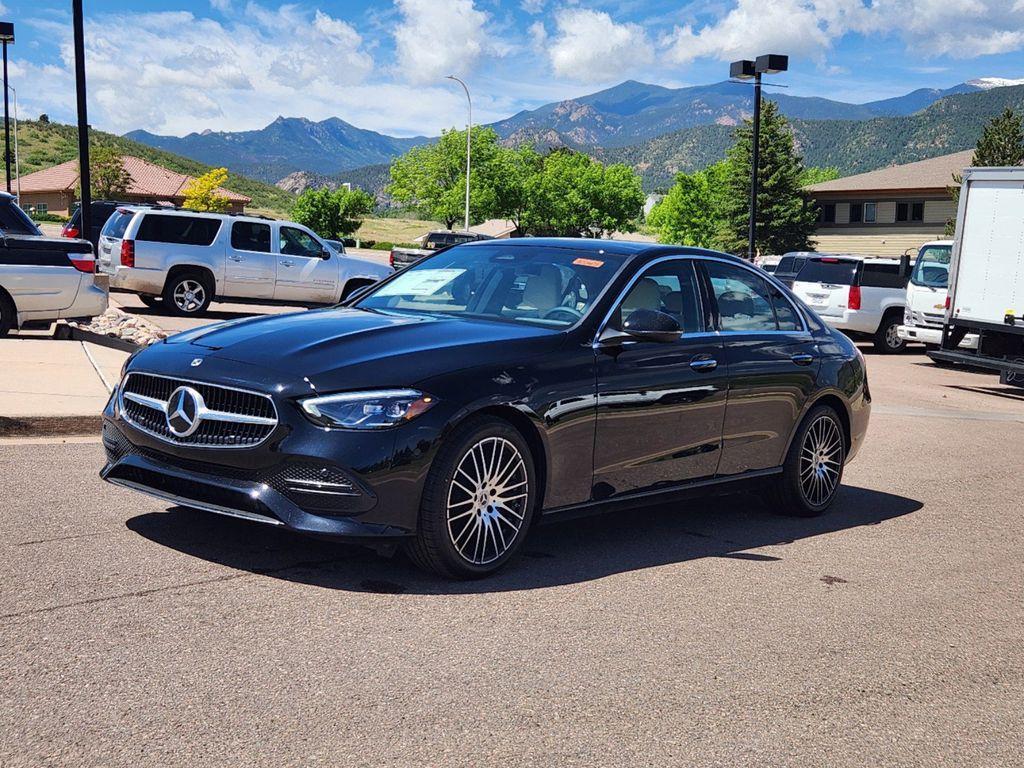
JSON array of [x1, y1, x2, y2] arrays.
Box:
[[769, 405, 846, 517], [405, 417, 537, 579], [873, 312, 906, 354]]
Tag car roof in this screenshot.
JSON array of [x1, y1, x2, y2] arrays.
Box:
[[116, 205, 276, 224], [459, 237, 748, 263]]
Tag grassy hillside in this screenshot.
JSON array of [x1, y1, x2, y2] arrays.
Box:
[[17, 120, 296, 214], [604, 84, 1024, 191]]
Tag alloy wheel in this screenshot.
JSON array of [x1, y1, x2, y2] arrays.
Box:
[[173, 279, 206, 313], [885, 322, 902, 350], [799, 415, 843, 507], [446, 436, 529, 565]]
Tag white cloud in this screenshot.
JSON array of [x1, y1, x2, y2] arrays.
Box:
[[208, 0, 231, 12], [392, 0, 491, 84], [546, 8, 653, 82], [521, 0, 545, 13]]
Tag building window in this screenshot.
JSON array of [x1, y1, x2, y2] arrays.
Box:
[[864, 202, 877, 223], [850, 202, 863, 223], [36, 203, 48, 215], [818, 203, 836, 224], [897, 201, 925, 223]]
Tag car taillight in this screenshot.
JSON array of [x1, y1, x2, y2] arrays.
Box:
[[68, 254, 95, 273], [62, 225, 80, 239], [848, 285, 862, 311], [120, 239, 135, 268], [389, 250, 395, 269]]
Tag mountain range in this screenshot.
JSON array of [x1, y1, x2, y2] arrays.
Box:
[[124, 76, 1024, 196]]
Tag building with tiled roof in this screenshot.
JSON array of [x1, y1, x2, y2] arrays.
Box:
[[17, 155, 250, 216], [803, 150, 973, 257]]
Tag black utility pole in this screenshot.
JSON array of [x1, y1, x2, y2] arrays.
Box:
[[0, 22, 15, 194], [72, 1, 90, 239], [729, 54, 788, 261]]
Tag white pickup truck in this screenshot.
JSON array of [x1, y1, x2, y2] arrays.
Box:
[[932, 166, 1024, 379], [791, 254, 911, 353], [97, 207, 392, 316]]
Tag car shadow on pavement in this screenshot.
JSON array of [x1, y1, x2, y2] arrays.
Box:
[[125, 485, 922, 595], [122, 306, 272, 322]]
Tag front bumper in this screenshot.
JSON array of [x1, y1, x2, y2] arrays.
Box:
[[898, 324, 979, 349]]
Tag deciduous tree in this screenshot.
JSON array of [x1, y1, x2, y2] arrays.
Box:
[[291, 186, 375, 239], [182, 167, 231, 212], [88, 146, 132, 199]]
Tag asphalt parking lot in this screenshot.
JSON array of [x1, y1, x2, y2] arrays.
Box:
[[1, 350, 1022, 766]]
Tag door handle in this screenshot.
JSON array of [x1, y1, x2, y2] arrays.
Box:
[[689, 357, 718, 372], [791, 353, 815, 366], [228, 255, 243, 262], [281, 260, 295, 267]]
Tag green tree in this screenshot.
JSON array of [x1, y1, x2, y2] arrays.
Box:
[[487, 144, 543, 235], [87, 146, 132, 199], [718, 100, 818, 257], [946, 108, 1024, 235], [291, 186, 375, 239], [387, 126, 503, 228], [647, 162, 728, 247], [799, 166, 840, 187], [182, 167, 231, 212]]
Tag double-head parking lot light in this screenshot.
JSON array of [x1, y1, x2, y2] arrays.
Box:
[[0, 21, 14, 194]]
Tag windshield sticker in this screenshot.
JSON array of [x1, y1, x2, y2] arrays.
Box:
[[373, 269, 466, 297], [573, 258, 605, 268]]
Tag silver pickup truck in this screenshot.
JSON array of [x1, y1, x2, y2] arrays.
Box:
[[389, 230, 492, 270], [97, 207, 392, 316]]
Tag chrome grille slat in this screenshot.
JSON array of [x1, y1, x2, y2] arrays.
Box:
[[120, 372, 278, 448]]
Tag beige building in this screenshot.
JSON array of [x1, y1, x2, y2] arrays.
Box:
[[17, 155, 250, 216], [804, 150, 972, 257]]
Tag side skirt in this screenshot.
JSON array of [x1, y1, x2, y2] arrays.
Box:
[[538, 467, 783, 526]]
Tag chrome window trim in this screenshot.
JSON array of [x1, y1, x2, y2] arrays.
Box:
[[118, 371, 279, 449], [592, 254, 810, 346]]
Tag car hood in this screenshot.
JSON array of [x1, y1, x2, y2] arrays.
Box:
[[162, 307, 562, 392]]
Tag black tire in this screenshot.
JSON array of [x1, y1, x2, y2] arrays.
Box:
[[162, 271, 213, 316], [873, 311, 907, 354], [0, 291, 14, 338], [404, 416, 538, 579], [769, 404, 846, 517], [138, 294, 162, 308]]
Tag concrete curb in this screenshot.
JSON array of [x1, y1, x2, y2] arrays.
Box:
[[0, 414, 103, 438], [64, 326, 141, 353]]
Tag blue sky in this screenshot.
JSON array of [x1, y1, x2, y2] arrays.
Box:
[[5, 0, 1024, 138]]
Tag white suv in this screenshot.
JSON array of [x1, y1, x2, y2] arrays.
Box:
[[791, 254, 911, 353], [97, 207, 391, 316]]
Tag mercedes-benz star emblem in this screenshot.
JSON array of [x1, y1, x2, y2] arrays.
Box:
[[165, 386, 204, 438], [191, 358, 203, 367]]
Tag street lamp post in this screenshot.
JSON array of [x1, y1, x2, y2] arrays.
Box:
[[446, 75, 471, 233], [730, 54, 788, 261], [72, 0, 91, 241], [6, 85, 19, 203], [0, 22, 15, 194]]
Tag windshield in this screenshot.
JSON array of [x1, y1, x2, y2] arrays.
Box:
[[798, 259, 859, 285], [910, 245, 952, 288], [356, 243, 628, 328]]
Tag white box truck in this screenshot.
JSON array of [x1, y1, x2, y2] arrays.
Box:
[[931, 167, 1024, 376]]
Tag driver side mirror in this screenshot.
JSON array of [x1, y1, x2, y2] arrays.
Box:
[[622, 308, 681, 343], [321, 248, 331, 260]]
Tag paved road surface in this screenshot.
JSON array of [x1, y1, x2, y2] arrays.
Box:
[[1, 353, 1022, 766]]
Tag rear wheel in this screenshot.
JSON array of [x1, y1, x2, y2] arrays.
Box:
[[873, 311, 906, 354], [770, 404, 846, 517], [163, 272, 213, 316], [405, 416, 537, 579]]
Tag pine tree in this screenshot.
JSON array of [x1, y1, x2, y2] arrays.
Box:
[[946, 108, 1024, 235], [718, 100, 818, 257]]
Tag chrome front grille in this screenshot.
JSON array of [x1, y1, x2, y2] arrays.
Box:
[[908, 309, 945, 329], [119, 372, 278, 448]]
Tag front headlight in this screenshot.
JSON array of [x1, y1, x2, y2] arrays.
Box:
[[299, 389, 436, 429]]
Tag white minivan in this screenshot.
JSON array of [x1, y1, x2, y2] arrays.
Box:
[[97, 207, 392, 316], [897, 240, 978, 350]]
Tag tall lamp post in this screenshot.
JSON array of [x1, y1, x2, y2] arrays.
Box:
[[5, 84, 19, 203], [446, 75, 471, 232], [72, 0, 91, 241], [729, 54, 788, 261], [0, 22, 14, 194]]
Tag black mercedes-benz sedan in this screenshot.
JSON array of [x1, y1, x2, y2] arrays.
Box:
[[101, 239, 871, 578]]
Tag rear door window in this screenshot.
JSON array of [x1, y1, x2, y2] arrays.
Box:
[[861, 262, 907, 289], [136, 214, 221, 246], [798, 259, 859, 285], [704, 262, 779, 332], [231, 221, 272, 253]]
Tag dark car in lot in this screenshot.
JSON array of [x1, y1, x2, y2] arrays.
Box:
[[101, 238, 871, 578]]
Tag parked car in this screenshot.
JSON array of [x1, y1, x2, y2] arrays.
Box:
[[0, 192, 107, 336], [791, 254, 911, 353], [61, 200, 166, 253], [773, 252, 814, 287], [933, 167, 1024, 378], [101, 238, 871, 579], [897, 240, 978, 350], [390, 230, 492, 270], [96, 207, 392, 316]]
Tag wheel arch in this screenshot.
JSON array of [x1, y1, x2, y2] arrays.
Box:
[[164, 263, 217, 295], [799, 392, 852, 454]]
